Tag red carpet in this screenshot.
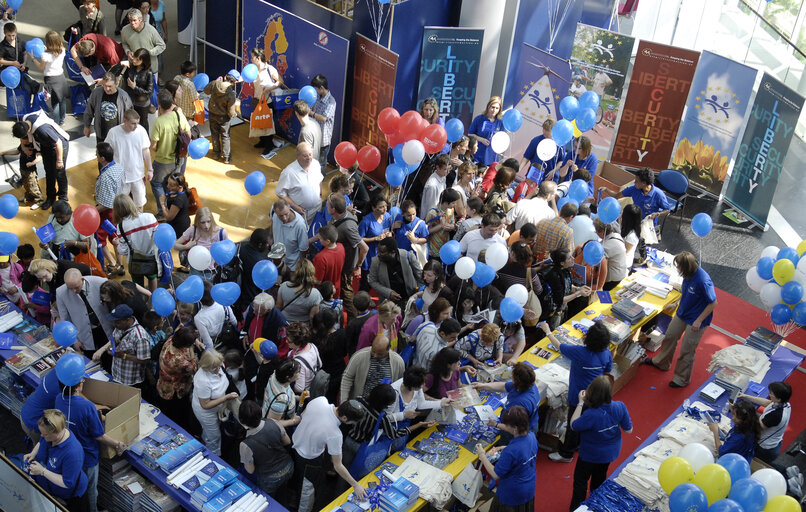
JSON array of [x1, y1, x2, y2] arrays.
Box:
[[532, 287, 806, 511]]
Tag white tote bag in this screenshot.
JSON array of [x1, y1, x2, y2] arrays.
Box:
[[452, 462, 483, 507]]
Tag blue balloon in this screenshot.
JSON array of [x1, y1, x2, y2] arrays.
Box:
[[781, 280, 804, 305], [260, 339, 278, 359], [794, 302, 806, 325], [211, 282, 240, 307], [210, 239, 237, 266], [52, 321, 77, 347], [583, 241, 605, 265], [717, 453, 751, 484], [25, 38, 44, 59], [439, 240, 461, 265], [385, 164, 406, 187], [176, 275, 204, 303], [568, 179, 589, 203], [0, 194, 19, 219], [392, 143, 404, 164], [56, 353, 84, 386], [7, 0, 22, 10], [378, 0, 391, 4], [770, 304, 792, 325], [1, 66, 20, 88], [579, 90, 600, 110], [691, 212, 713, 237], [500, 297, 524, 323], [407, 163, 419, 175], [669, 483, 708, 512], [445, 118, 465, 143], [241, 63, 258, 83], [389, 206, 402, 222], [559, 96, 579, 120], [757, 256, 775, 280], [151, 288, 176, 317], [299, 85, 317, 107], [415, 298, 425, 310], [502, 109, 523, 132], [188, 137, 210, 159], [598, 196, 622, 224], [192, 73, 210, 91], [154, 223, 177, 252], [708, 499, 744, 512], [556, 197, 579, 210], [252, 260, 278, 290], [552, 120, 574, 146], [777, 247, 799, 265], [728, 477, 767, 512], [244, 170, 266, 195], [576, 107, 596, 132], [472, 262, 496, 287], [0, 232, 19, 255]]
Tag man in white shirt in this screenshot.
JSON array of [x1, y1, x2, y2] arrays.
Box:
[[420, 154, 450, 216], [294, 100, 322, 161], [277, 141, 323, 224], [292, 397, 367, 512], [460, 213, 508, 261], [413, 318, 461, 370], [104, 109, 152, 209], [270, 198, 308, 271], [506, 180, 557, 230]]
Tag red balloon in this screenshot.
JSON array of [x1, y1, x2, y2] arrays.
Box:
[[73, 204, 100, 237], [398, 110, 423, 141], [386, 130, 404, 148], [357, 145, 381, 172], [377, 107, 401, 135], [421, 123, 448, 154], [417, 117, 430, 137], [334, 141, 357, 168]]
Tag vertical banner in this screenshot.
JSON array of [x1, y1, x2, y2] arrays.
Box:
[[724, 74, 804, 227], [671, 51, 757, 197], [510, 43, 572, 174], [611, 41, 699, 170], [416, 27, 484, 128], [350, 34, 399, 180], [569, 23, 635, 159], [241, 0, 349, 152]]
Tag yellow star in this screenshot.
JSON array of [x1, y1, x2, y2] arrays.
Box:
[[695, 104, 700, 109], [701, 90, 706, 95], [520, 92, 525, 96], [555, 95, 560, 99], [552, 88, 557, 92], [707, 116, 712, 121], [708, 87, 712, 91], [735, 100, 740, 104], [696, 96, 701, 101], [732, 93, 737, 97], [716, 87, 722, 91], [530, 81, 535, 86], [699, 112, 705, 116]]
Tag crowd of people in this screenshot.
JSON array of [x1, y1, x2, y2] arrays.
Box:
[[1, 2, 796, 512]]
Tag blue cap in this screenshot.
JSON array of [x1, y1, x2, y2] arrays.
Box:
[[226, 69, 241, 81], [107, 304, 134, 321]]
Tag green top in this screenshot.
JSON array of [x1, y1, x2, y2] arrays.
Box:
[[151, 109, 190, 164]]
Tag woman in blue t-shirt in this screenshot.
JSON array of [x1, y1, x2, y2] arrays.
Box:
[[551, 136, 599, 194], [475, 406, 537, 511], [474, 362, 541, 438], [469, 97, 505, 166], [569, 376, 632, 510], [708, 400, 760, 464], [358, 195, 393, 271]]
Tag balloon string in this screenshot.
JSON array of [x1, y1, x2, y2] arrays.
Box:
[[244, 203, 251, 229]]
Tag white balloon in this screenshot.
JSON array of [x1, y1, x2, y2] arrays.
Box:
[[569, 215, 598, 248], [485, 243, 509, 271], [760, 245, 780, 260], [536, 138, 558, 161], [745, 267, 767, 293], [402, 140, 425, 166], [677, 443, 714, 472], [759, 282, 782, 310], [798, 256, 806, 274], [490, 131, 511, 154], [455, 257, 476, 280], [506, 284, 529, 306], [188, 245, 212, 271], [794, 268, 806, 288], [751, 468, 787, 499]]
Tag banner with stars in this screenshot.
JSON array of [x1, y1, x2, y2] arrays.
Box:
[[510, 43, 571, 177], [569, 23, 635, 160], [670, 51, 758, 197]]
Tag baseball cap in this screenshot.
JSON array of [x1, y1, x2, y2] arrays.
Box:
[[267, 243, 285, 259], [107, 304, 134, 321], [226, 69, 241, 81], [0, 255, 9, 263]]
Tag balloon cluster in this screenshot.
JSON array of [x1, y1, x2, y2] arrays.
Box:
[[557, 91, 601, 144], [659, 443, 796, 512], [333, 141, 382, 177], [745, 241, 806, 337]]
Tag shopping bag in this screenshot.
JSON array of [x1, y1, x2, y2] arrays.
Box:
[[249, 94, 274, 130], [64, 34, 84, 82], [193, 98, 205, 125], [349, 412, 393, 480], [451, 462, 483, 508], [70, 84, 89, 116], [5, 87, 29, 120]]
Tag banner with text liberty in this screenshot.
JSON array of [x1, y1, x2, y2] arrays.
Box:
[[611, 41, 699, 170], [417, 27, 484, 129], [724, 73, 804, 228]]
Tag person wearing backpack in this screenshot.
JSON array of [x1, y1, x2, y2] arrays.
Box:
[[593, 217, 628, 291], [203, 70, 239, 163], [150, 89, 189, 220], [286, 322, 322, 395]]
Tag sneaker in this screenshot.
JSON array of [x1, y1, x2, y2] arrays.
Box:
[[272, 138, 285, 148], [30, 202, 41, 210], [788, 476, 803, 499], [548, 452, 573, 463], [787, 466, 801, 479], [223, 155, 231, 164]]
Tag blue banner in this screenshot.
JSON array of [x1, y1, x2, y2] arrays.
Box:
[[671, 51, 757, 197], [724, 73, 804, 228], [416, 27, 484, 128], [241, 0, 348, 155]]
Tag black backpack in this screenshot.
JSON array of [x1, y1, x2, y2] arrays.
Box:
[[215, 242, 243, 285], [537, 266, 558, 321], [174, 110, 191, 164]]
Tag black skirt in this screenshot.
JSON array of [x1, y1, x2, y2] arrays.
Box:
[[490, 494, 535, 512]]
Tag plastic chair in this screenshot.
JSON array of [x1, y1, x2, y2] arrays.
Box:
[[655, 169, 689, 232]]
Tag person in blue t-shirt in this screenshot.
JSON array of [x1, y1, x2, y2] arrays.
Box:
[[358, 195, 393, 271], [599, 167, 671, 223], [540, 320, 613, 462], [24, 409, 90, 511], [552, 136, 598, 195], [55, 379, 126, 512], [469, 97, 505, 166], [708, 400, 760, 465], [474, 362, 541, 438], [644, 251, 717, 387], [569, 376, 633, 510], [20, 370, 61, 444], [393, 199, 429, 252], [519, 119, 565, 181], [475, 406, 537, 511]]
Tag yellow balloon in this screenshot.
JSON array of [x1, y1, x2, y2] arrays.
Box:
[[764, 495, 801, 512], [798, 240, 806, 257], [572, 120, 582, 138], [772, 259, 795, 285], [658, 456, 694, 494], [692, 463, 731, 505], [252, 337, 267, 353]]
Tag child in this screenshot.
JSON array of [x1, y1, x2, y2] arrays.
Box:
[[16, 244, 35, 270], [203, 70, 239, 163], [502, 321, 526, 365], [425, 188, 460, 261], [1, 138, 44, 209], [141, 311, 167, 382], [171, 301, 195, 333], [0, 254, 24, 303], [28, 31, 68, 125], [224, 349, 247, 399], [173, 60, 200, 126], [20, 270, 50, 325], [312, 224, 345, 297], [317, 281, 343, 320], [455, 323, 503, 368]]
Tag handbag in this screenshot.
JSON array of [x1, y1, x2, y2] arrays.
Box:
[[214, 308, 241, 351], [250, 93, 274, 130], [74, 248, 107, 277], [119, 223, 158, 276], [70, 84, 90, 116], [193, 98, 206, 125], [349, 411, 394, 480], [452, 462, 483, 507], [523, 267, 543, 327], [408, 220, 428, 267]]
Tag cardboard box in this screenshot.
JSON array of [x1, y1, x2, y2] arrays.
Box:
[[594, 161, 635, 195], [82, 379, 140, 458], [611, 353, 640, 395]]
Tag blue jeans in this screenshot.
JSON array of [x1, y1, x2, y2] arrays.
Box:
[[755, 442, 781, 465], [318, 144, 330, 171], [85, 463, 98, 512]]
